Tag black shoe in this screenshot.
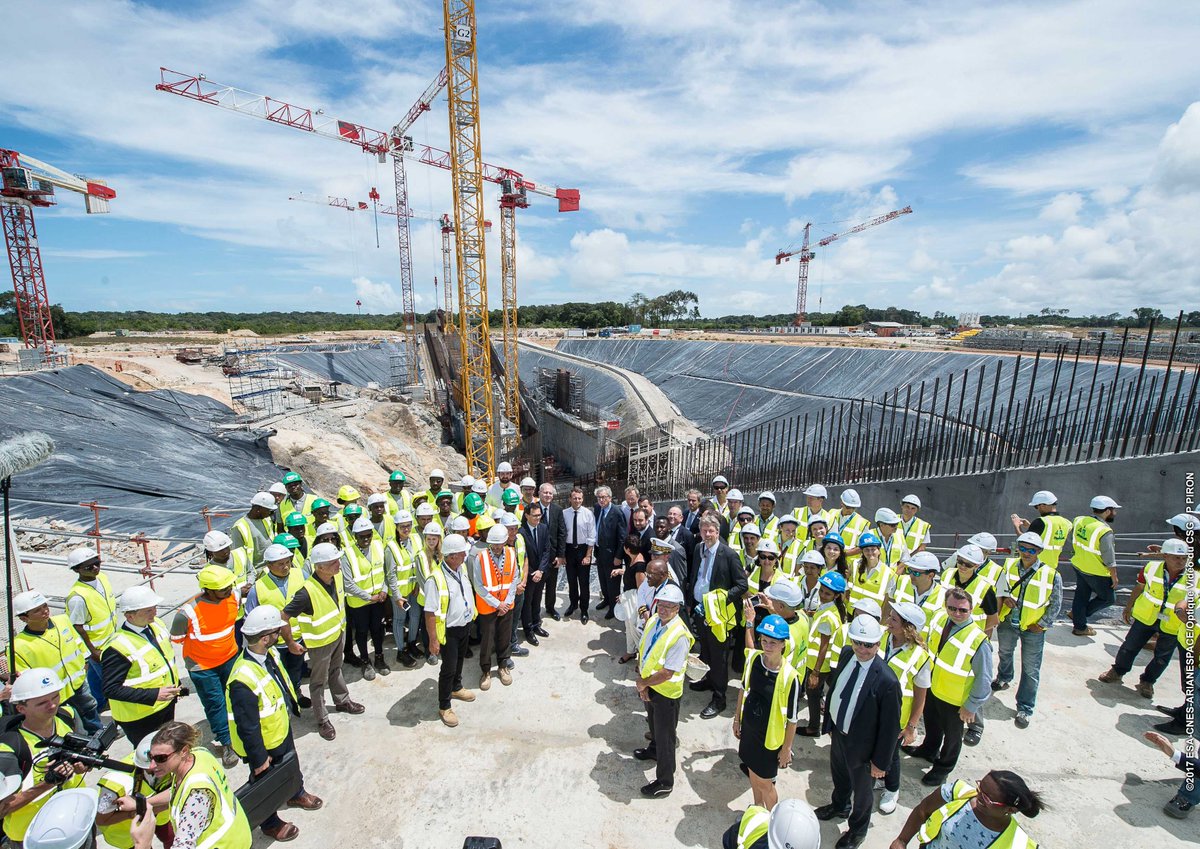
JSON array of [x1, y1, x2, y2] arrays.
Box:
[[581, 613, 589, 624], [901, 745, 934, 762], [1156, 704, 1186, 718], [503, 658, 515, 670], [597, 600, 611, 610], [633, 747, 658, 761], [398, 648, 418, 668], [1154, 719, 1190, 735], [814, 804, 850, 821], [640, 780, 672, 798], [344, 654, 365, 669], [921, 770, 950, 787], [565, 605, 578, 617], [525, 633, 541, 647], [298, 695, 312, 709], [604, 610, 616, 620], [468, 635, 481, 646], [373, 655, 391, 675], [689, 680, 712, 692], [990, 680, 1009, 692], [1164, 793, 1195, 819], [835, 831, 867, 849], [963, 727, 983, 747], [533, 626, 550, 637], [548, 612, 562, 622], [700, 700, 725, 719], [511, 646, 530, 657], [464, 648, 474, 659]]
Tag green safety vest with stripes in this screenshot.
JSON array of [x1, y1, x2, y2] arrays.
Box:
[[169, 749, 252, 849], [1000, 557, 1057, 631], [66, 572, 118, 650], [1131, 561, 1193, 635], [737, 649, 801, 749], [12, 614, 87, 699], [345, 539, 387, 608], [96, 753, 172, 848], [254, 569, 306, 643], [105, 621, 180, 722], [296, 573, 345, 649], [886, 641, 930, 729], [1069, 515, 1113, 577], [736, 805, 770, 849], [901, 516, 930, 552], [386, 538, 417, 597], [916, 780, 1038, 848], [637, 614, 695, 699], [926, 611, 988, 707], [225, 647, 298, 757], [1035, 514, 1072, 568], [805, 605, 842, 674]]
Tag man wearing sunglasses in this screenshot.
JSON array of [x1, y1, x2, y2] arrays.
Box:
[[994, 532, 1063, 729]]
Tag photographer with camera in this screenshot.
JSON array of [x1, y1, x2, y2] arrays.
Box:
[[102, 586, 183, 745], [0, 668, 90, 845], [95, 735, 175, 848]]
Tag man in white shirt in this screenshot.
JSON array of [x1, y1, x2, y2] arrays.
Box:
[[562, 486, 597, 623]]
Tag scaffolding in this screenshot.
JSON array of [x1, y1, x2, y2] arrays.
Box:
[[222, 346, 302, 417], [389, 349, 411, 390]]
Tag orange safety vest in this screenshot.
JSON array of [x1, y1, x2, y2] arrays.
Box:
[[173, 594, 239, 671], [475, 548, 517, 615]]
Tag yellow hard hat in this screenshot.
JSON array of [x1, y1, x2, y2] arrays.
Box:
[[475, 515, 496, 532], [198, 564, 235, 590], [337, 484, 362, 502]]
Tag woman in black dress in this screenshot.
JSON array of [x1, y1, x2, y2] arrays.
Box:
[[734, 614, 803, 810]]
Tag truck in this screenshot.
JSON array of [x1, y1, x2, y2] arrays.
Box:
[[626, 324, 642, 334]]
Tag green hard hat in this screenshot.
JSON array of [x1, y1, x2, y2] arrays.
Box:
[[343, 504, 364, 517], [389, 470, 406, 482], [285, 511, 308, 528], [463, 493, 484, 513], [435, 489, 454, 502], [273, 533, 301, 550], [311, 498, 332, 511], [502, 489, 520, 506], [282, 471, 303, 485]]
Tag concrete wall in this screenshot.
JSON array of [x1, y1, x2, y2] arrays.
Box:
[[540, 406, 606, 476]]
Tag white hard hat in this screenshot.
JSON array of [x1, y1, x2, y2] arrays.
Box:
[[767, 798, 821, 849], [499, 513, 519, 528], [956, 544, 986, 566], [22, 786, 98, 849], [802, 484, 828, 499], [901, 493, 922, 507], [765, 580, 804, 607], [66, 547, 100, 569], [442, 533, 470, 555], [351, 517, 374, 534], [712, 475, 729, 486], [904, 551, 942, 572], [415, 503, 436, 517], [263, 543, 292, 562], [486, 525, 509, 545], [315, 522, 338, 536], [778, 514, 799, 526], [840, 489, 861, 508], [423, 523, 444, 537], [852, 597, 882, 619], [808, 514, 828, 527], [1162, 538, 1193, 556], [1091, 495, 1122, 510], [251, 491, 276, 509], [874, 507, 900, 525], [520, 477, 536, 488], [800, 550, 825, 567], [892, 601, 927, 630], [471, 480, 488, 494], [759, 491, 776, 503], [740, 521, 761, 535], [756, 537, 780, 555], [458, 475, 476, 488], [134, 736, 154, 770], [242, 605, 285, 636], [448, 516, 470, 533], [727, 488, 744, 501], [118, 585, 163, 612], [367, 493, 387, 506], [393, 509, 414, 525], [430, 468, 446, 478], [13, 590, 49, 615], [1016, 531, 1045, 549], [1167, 513, 1198, 532], [202, 531, 233, 552], [968, 532, 997, 551], [12, 667, 64, 702], [848, 614, 884, 643], [1028, 490, 1057, 507], [497, 461, 513, 474], [491, 508, 506, 521], [310, 542, 342, 564], [656, 584, 685, 605], [268, 482, 287, 496], [737, 505, 756, 518]]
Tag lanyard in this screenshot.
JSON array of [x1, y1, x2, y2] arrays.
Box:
[[835, 513, 854, 534], [643, 621, 665, 661], [881, 535, 894, 560]]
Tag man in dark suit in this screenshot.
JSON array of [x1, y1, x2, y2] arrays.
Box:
[[815, 615, 901, 849], [680, 490, 703, 536], [685, 513, 748, 719], [632, 508, 654, 561], [666, 505, 695, 557], [593, 485, 626, 618], [518, 502, 552, 644], [533, 482, 567, 620]]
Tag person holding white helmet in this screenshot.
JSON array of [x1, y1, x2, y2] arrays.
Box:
[[993, 532, 1063, 729], [471, 524, 520, 690], [226, 606, 323, 841], [790, 484, 831, 547], [1009, 490, 1071, 570], [879, 601, 931, 815], [102, 586, 182, 745], [424, 534, 479, 727], [11, 590, 101, 734], [814, 614, 901, 849], [485, 461, 519, 509], [898, 494, 930, 553], [1069, 494, 1122, 636], [64, 546, 119, 716], [230, 493, 276, 571], [0, 669, 92, 845], [385, 509, 421, 667], [830, 489, 870, 562], [634, 582, 695, 798], [95, 734, 174, 848], [721, 797, 821, 849], [342, 517, 390, 679], [281, 542, 365, 742]]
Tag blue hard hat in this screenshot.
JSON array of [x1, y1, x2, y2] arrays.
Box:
[[819, 571, 847, 593], [821, 532, 845, 549], [858, 531, 882, 548], [756, 614, 791, 641]]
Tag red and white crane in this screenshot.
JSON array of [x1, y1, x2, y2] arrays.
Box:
[[775, 206, 912, 325], [0, 150, 116, 359]]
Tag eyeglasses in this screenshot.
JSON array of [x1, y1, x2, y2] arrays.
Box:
[[1017, 545, 1039, 555], [759, 554, 778, 561], [712, 484, 727, 490], [946, 605, 972, 615], [975, 786, 1006, 808], [851, 640, 879, 649], [149, 750, 179, 765]]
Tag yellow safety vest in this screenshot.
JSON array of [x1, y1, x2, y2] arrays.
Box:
[[106, 621, 180, 722], [830, 511, 869, 546], [386, 539, 417, 597], [783, 614, 810, 672], [169, 750, 252, 849], [96, 753, 172, 848], [1069, 515, 1112, 577], [890, 578, 947, 642], [226, 648, 298, 757], [1036, 514, 1072, 568], [232, 515, 271, 566], [66, 573, 118, 650], [510, 535, 527, 583], [927, 611, 987, 706], [940, 567, 997, 627], [296, 574, 345, 648], [345, 539, 387, 608], [738, 649, 801, 749], [1001, 557, 1057, 631], [780, 538, 803, 577], [280, 492, 318, 519], [1131, 561, 1193, 634], [13, 614, 87, 698], [703, 588, 737, 642], [747, 564, 782, 595], [887, 641, 929, 729], [850, 562, 894, 611], [254, 569, 306, 643], [385, 489, 414, 515], [3, 708, 85, 842], [372, 518, 396, 546], [916, 780, 1038, 849], [790, 506, 832, 544], [736, 805, 771, 849], [805, 605, 842, 674], [414, 549, 438, 606], [902, 516, 930, 552], [755, 514, 780, 543], [427, 566, 476, 645], [637, 614, 695, 699]]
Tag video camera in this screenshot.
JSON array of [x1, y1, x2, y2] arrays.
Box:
[[37, 720, 134, 783]]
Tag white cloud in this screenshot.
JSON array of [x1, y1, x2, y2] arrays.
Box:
[[41, 249, 152, 260], [352, 276, 403, 312], [1038, 193, 1084, 224]]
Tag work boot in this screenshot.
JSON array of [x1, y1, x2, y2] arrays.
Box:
[[213, 742, 239, 769], [498, 667, 512, 686], [1136, 681, 1155, 699], [440, 708, 459, 728], [363, 663, 376, 681], [1164, 794, 1195, 819], [450, 689, 475, 702], [373, 653, 391, 676], [480, 672, 492, 691], [1072, 627, 1096, 637], [1098, 667, 1123, 684], [398, 647, 417, 668]]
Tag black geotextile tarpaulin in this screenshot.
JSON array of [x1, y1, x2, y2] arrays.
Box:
[[0, 365, 281, 539], [271, 340, 410, 388]]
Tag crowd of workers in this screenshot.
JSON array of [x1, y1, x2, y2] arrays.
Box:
[[0, 463, 1194, 849]]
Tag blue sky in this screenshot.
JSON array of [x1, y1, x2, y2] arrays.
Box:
[[3, 0, 1199, 318]]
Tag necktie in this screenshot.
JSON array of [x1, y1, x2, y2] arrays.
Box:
[[835, 662, 861, 732], [572, 509, 579, 545], [940, 619, 954, 650]]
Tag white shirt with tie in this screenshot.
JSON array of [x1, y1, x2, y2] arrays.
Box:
[[828, 656, 872, 733], [563, 505, 597, 547]]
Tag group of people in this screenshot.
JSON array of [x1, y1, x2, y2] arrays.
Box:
[[0, 463, 1193, 849]]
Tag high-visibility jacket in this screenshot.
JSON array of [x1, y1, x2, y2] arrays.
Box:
[[254, 570, 305, 643], [386, 539, 417, 598], [901, 515, 930, 552], [891, 578, 947, 643], [385, 489, 413, 515], [1000, 557, 1057, 631], [850, 562, 894, 611], [735, 805, 770, 849], [232, 515, 272, 567], [805, 605, 842, 674], [926, 611, 988, 707], [66, 573, 118, 650], [940, 567, 998, 627], [738, 649, 801, 749], [510, 535, 527, 583], [345, 540, 387, 608], [12, 615, 87, 699], [3, 707, 85, 842], [829, 511, 869, 548], [372, 519, 396, 546], [96, 753, 172, 848], [1070, 515, 1113, 577], [887, 641, 929, 729], [106, 621, 180, 722], [174, 594, 239, 670], [226, 648, 298, 757], [754, 514, 780, 543], [1131, 561, 1193, 634], [916, 780, 1038, 849], [747, 564, 782, 595], [427, 566, 477, 645], [637, 614, 695, 699], [169, 750, 252, 849], [780, 538, 803, 577], [790, 506, 832, 544], [280, 492, 318, 519], [475, 547, 517, 614], [877, 532, 907, 567], [296, 574, 345, 648], [703, 588, 737, 642], [1035, 513, 1072, 569], [414, 549, 438, 605], [782, 614, 810, 672]]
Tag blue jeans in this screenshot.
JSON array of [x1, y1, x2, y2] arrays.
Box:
[[392, 592, 420, 649], [66, 680, 103, 734], [1071, 569, 1115, 629], [86, 657, 107, 713], [996, 618, 1046, 715], [188, 655, 236, 746]]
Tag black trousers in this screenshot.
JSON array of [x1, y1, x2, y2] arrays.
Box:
[[565, 545, 591, 612], [544, 563, 561, 614], [1113, 619, 1177, 683], [254, 732, 308, 832], [524, 575, 545, 630], [598, 550, 621, 606], [830, 729, 875, 836], [694, 610, 730, 704], [438, 625, 469, 710], [343, 600, 360, 660], [347, 600, 386, 659], [921, 692, 965, 774], [477, 609, 513, 673], [118, 701, 177, 748], [644, 689, 681, 785], [884, 733, 903, 792], [805, 670, 830, 730]]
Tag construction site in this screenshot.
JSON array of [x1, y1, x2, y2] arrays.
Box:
[[0, 2, 1197, 849]]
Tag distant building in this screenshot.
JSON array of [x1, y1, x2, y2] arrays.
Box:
[[769, 325, 848, 335], [862, 321, 908, 337]]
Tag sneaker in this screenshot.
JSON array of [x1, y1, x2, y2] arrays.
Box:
[[879, 789, 899, 814], [640, 780, 673, 798], [427, 654, 439, 666], [1164, 794, 1194, 819], [498, 667, 512, 686], [1015, 712, 1031, 729], [439, 708, 459, 728], [363, 663, 376, 681], [373, 655, 391, 675], [990, 680, 1009, 692], [1072, 626, 1096, 636], [1098, 667, 1123, 684], [450, 689, 475, 702], [214, 743, 239, 769], [1135, 681, 1154, 699], [479, 674, 492, 691]]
